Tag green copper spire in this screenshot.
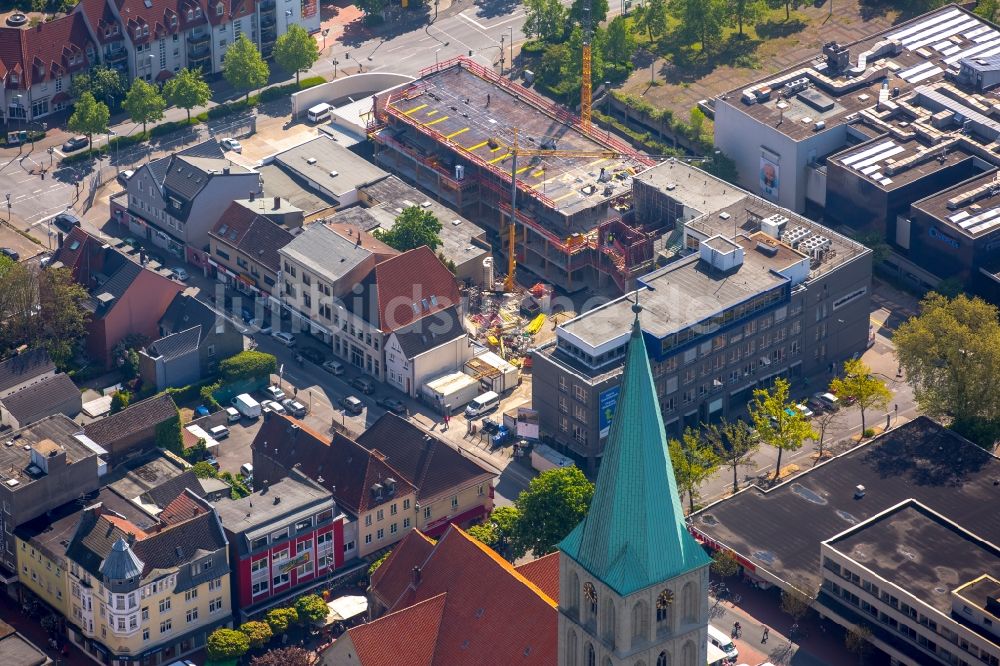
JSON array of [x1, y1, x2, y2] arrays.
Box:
[[559, 299, 711, 596]]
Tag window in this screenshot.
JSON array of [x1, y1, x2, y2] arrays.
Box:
[[185, 589, 197, 602], [141, 607, 149, 621], [159, 599, 171, 613], [376, 528, 384, 540], [403, 518, 411, 529], [478, 484, 485, 496], [143, 628, 150, 641], [424, 506, 431, 519], [344, 540, 356, 552], [209, 597, 223, 613], [364, 534, 372, 545], [364, 515, 372, 527], [208, 578, 222, 591], [376, 509, 384, 522], [186, 608, 198, 623], [295, 518, 312, 531], [573, 385, 586, 401], [451, 496, 459, 509], [403, 499, 410, 510], [216, 1, 224, 14], [390, 523, 397, 534], [160, 620, 172, 634]]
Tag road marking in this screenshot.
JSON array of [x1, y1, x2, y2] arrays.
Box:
[[425, 109, 438, 117], [467, 140, 489, 151], [458, 9, 525, 31], [402, 103, 427, 115], [488, 152, 511, 164], [446, 127, 469, 139], [31, 189, 43, 194], [588, 157, 610, 167], [425, 115, 449, 126]]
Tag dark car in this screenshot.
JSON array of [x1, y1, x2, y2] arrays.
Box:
[[0, 248, 19, 261], [351, 376, 375, 395], [299, 347, 325, 365], [62, 136, 89, 152], [376, 396, 407, 416], [53, 212, 81, 232], [340, 396, 364, 415]]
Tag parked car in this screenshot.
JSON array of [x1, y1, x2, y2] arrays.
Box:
[[220, 138, 242, 153], [0, 248, 19, 261], [322, 360, 345, 375], [116, 169, 134, 186], [810, 391, 841, 412], [272, 331, 296, 346], [341, 395, 364, 415], [261, 399, 286, 415], [376, 396, 407, 415], [204, 455, 220, 470], [62, 135, 89, 152], [794, 403, 814, 419], [169, 267, 189, 281], [351, 376, 375, 395], [209, 425, 230, 440], [52, 212, 81, 232], [264, 385, 286, 401], [299, 347, 325, 364], [240, 463, 253, 479], [225, 406, 241, 423], [281, 398, 307, 418]]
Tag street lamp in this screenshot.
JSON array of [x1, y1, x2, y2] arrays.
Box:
[[4, 193, 10, 221], [332, 57, 339, 78], [435, 47, 442, 68], [605, 81, 611, 116], [507, 26, 514, 77], [321, 28, 329, 52], [499, 34, 505, 75]]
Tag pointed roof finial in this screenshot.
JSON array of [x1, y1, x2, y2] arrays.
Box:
[[631, 290, 643, 332]]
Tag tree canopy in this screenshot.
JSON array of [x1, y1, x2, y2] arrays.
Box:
[[251, 647, 312, 666], [668, 428, 719, 513], [670, 0, 727, 50], [123, 78, 166, 134], [163, 68, 211, 122], [467, 506, 521, 559], [207, 628, 250, 660], [634, 0, 668, 42], [240, 621, 273, 649], [71, 66, 125, 110], [523, 0, 567, 42], [223, 34, 270, 101], [704, 418, 759, 494], [749, 377, 817, 481], [294, 594, 328, 624], [274, 24, 320, 84], [265, 607, 298, 635], [512, 466, 594, 558], [829, 358, 891, 434], [373, 206, 442, 252], [68, 92, 110, 144]]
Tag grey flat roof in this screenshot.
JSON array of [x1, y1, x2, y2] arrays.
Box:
[[214, 473, 332, 534], [280, 223, 373, 283], [104, 453, 187, 501], [561, 234, 790, 347], [911, 169, 1000, 238], [260, 164, 337, 215], [634, 159, 746, 217], [689, 417, 1000, 595], [273, 136, 387, 199], [0, 415, 96, 491], [827, 501, 999, 616]]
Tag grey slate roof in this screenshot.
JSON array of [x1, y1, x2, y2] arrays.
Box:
[[211, 202, 295, 273], [159, 293, 225, 343], [99, 537, 144, 581], [0, 349, 54, 394], [83, 393, 178, 449], [147, 326, 201, 362], [391, 306, 466, 359], [89, 260, 141, 314], [142, 469, 207, 509], [0, 373, 80, 423], [280, 222, 372, 283]]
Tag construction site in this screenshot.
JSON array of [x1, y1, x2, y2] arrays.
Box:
[[368, 57, 661, 293]]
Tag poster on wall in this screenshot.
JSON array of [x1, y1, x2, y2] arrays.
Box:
[[599, 386, 620, 438], [759, 156, 780, 200], [516, 408, 540, 440]]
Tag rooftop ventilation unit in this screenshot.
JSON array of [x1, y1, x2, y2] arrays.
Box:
[[306, 157, 317, 165], [781, 225, 812, 248], [760, 214, 789, 239], [783, 77, 810, 97]]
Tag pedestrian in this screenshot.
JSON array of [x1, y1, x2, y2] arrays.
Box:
[[444, 413, 450, 429], [761, 625, 769, 643]]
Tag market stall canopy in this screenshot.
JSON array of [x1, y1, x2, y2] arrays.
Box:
[[322, 595, 368, 624]]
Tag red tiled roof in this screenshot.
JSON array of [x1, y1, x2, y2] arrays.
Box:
[[515, 552, 561, 604], [158, 488, 209, 525], [369, 530, 436, 609], [348, 594, 445, 666], [78, 0, 125, 45], [362, 246, 461, 333], [204, 0, 258, 27], [16, 13, 96, 87], [0, 28, 24, 85], [349, 526, 557, 665], [116, 0, 206, 45]]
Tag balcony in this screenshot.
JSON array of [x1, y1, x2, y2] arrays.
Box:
[[188, 40, 210, 57], [259, 0, 275, 11], [187, 31, 210, 46], [104, 48, 127, 63], [260, 14, 275, 28]]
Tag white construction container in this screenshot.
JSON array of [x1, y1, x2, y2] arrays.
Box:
[[422, 372, 481, 414], [530, 444, 575, 473]]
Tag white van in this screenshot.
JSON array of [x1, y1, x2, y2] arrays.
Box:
[[707, 625, 739, 660], [307, 102, 332, 123], [240, 463, 253, 478], [465, 391, 500, 418], [231, 393, 261, 419]]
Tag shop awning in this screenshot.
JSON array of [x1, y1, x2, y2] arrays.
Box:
[[323, 595, 368, 624]]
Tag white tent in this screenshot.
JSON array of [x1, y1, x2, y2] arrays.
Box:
[[324, 595, 368, 623]]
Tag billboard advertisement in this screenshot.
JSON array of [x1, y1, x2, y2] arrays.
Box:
[[759, 156, 779, 200], [599, 386, 620, 438], [516, 408, 540, 440]]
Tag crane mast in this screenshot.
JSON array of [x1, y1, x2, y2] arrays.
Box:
[[581, 1, 592, 128]]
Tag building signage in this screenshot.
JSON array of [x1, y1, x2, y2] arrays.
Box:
[[928, 226, 960, 249], [759, 156, 780, 200], [599, 386, 620, 438], [516, 408, 539, 440], [278, 551, 310, 573]]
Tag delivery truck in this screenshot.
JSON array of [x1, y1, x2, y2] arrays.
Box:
[[422, 372, 481, 414]]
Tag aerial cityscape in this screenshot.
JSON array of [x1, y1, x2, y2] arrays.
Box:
[[0, 0, 995, 664]]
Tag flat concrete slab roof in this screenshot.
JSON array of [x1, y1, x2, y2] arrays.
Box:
[[273, 136, 388, 200]]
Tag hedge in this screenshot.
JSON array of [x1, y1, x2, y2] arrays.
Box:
[[166, 377, 219, 406]]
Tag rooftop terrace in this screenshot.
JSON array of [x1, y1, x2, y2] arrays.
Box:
[[912, 169, 1000, 237], [376, 57, 653, 219]]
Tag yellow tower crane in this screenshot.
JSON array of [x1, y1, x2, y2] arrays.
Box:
[[581, 0, 593, 129]]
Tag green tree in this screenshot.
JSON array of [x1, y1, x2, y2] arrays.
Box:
[[780, 580, 814, 622], [368, 550, 392, 578], [467, 506, 521, 559], [894, 293, 1000, 431], [163, 68, 211, 122], [749, 377, 817, 481], [240, 620, 273, 649], [710, 549, 739, 578], [110, 390, 131, 414], [688, 106, 709, 143], [67, 92, 110, 152], [570, 0, 609, 26], [668, 428, 720, 513], [123, 78, 166, 134], [220, 350, 278, 383], [37, 267, 90, 368], [769, 0, 802, 21], [671, 0, 727, 51], [855, 231, 891, 266], [634, 0, 668, 42], [274, 24, 320, 85], [603, 16, 636, 73], [191, 461, 219, 478], [183, 438, 208, 464], [705, 418, 759, 494], [294, 595, 328, 624], [373, 206, 442, 251], [513, 466, 594, 558], [207, 627, 250, 660], [703, 150, 740, 185], [250, 647, 311, 666], [844, 624, 873, 664], [812, 408, 841, 462], [829, 358, 891, 434], [71, 66, 125, 110], [728, 0, 765, 35], [355, 0, 387, 19], [523, 0, 568, 42], [154, 409, 184, 454], [265, 607, 299, 635], [977, 0, 999, 22], [223, 34, 270, 102]]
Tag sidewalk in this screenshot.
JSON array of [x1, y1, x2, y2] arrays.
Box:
[[0, 593, 92, 666]]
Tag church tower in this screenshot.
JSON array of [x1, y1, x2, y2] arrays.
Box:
[[558, 302, 713, 666]]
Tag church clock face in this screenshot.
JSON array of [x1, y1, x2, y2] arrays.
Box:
[[584, 582, 597, 604], [657, 589, 674, 609]]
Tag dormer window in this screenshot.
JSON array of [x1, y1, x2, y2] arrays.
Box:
[[134, 27, 141, 38], [112, 24, 119, 34], [195, 7, 201, 16], [9, 74, 17, 84], [186, 8, 193, 19], [216, 2, 224, 15], [170, 15, 177, 27], [142, 25, 149, 36]]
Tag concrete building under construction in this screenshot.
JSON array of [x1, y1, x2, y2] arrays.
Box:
[[368, 57, 658, 292]]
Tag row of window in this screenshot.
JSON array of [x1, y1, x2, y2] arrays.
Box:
[[249, 511, 333, 551]]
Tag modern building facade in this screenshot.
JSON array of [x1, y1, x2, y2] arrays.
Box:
[[533, 184, 872, 468]]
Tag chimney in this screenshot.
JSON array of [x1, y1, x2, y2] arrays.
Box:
[[412, 566, 421, 585], [273, 196, 280, 210], [356, 234, 361, 247], [223, 166, 231, 175]]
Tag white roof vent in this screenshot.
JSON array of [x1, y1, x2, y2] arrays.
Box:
[[306, 157, 317, 165], [421, 201, 432, 208], [451, 219, 462, 226], [4, 479, 18, 487], [329, 170, 339, 178], [854, 484, 866, 499], [719, 212, 731, 220]]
